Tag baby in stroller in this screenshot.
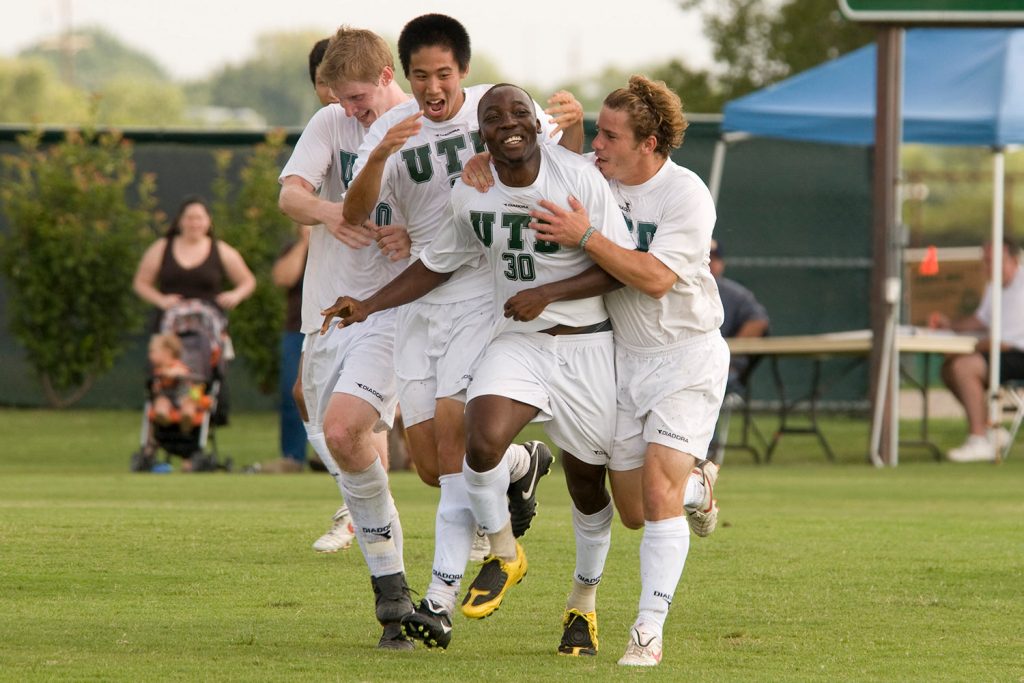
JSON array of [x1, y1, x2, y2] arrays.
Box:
[[148, 333, 206, 432], [131, 300, 232, 472]]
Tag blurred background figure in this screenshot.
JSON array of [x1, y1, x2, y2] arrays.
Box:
[[710, 239, 769, 392], [928, 238, 1024, 462], [133, 194, 257, 424]]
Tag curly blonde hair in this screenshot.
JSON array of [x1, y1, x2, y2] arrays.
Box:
[[603, 75, 688, 156]]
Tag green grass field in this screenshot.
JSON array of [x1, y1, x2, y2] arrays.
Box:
[[1, 409, 1022, 681]]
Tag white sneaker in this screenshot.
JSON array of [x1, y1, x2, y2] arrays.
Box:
[[312, 506, 356, 553], [685, 460, 719, 537], [947, 435, 997, 463], [617, 624, 663, 666], [469, 527, 490, 563]]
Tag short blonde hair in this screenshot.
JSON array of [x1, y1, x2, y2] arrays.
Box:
[[149, 333, 182, 359], [319, 26, 394, 87], [603, 75, 688, 157]]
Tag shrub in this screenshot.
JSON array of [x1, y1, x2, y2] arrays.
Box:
[[0, 129, 158, 406], [212, 129, 295, 393]]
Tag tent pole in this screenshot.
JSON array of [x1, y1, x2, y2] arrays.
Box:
[[709, 139, 727, 205], [869, 26, 904, 465], [989, 148, 1006, 458]]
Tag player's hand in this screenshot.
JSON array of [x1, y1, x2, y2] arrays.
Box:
[[545, 90, 583, 138], [503, 288, 550, 322], [375, 224, 411, 261], [461, 152, 494, 192], [323, 205, 375, 248], [530, 195, 591, 247], [320, 296, 369, 334], [373, 111, 424, 159]]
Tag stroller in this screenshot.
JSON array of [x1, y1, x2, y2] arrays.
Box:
[[130, 299, 233, 472]]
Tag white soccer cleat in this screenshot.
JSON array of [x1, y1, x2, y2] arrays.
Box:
[[469, 527, 490, 563], [618, 624, 663, 667], [685, 460, 719, 537], [312, 505, 356, 553]]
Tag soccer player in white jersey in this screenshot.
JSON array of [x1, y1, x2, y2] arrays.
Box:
[[277, 27, 417, 651], [337, 14, 582, 648], [528, 75, 729, 667], [322, 83, 635, 652]]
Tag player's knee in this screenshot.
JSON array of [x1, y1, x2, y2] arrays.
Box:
[[615, 500, 645, 529], [323, 420, 370, 465], [465, 430, 506, 472]]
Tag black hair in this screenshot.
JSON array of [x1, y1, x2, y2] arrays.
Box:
[[166, 194, 213, 238], [308, 38, 330, 85], [397, 13, 470, 77]]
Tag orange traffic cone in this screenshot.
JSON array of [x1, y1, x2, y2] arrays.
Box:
[[919, 245, 938, 276]]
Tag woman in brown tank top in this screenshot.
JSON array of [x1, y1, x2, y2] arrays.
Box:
[[133, 195, 256, 329]]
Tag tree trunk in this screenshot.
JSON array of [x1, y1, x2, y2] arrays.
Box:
[[40, 373, 96, 408]]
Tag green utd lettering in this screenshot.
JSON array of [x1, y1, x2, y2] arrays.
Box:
[[339, 149, 358, 190], [400, 133, 486, 187], [622, 216, 657, 253], [467, 211, 563, 282]]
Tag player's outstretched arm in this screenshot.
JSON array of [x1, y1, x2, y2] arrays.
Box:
[[343, 111, 424, 227], [279, 176, 374, 248], [320, 259, 452, 333], [503, 264, 622, 322]]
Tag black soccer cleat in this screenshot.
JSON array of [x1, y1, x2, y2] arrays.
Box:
[[371, 572, 415, 624], [402, 598, 453, 649], [507, 441, 553, 538], [377, 621, 414, 651]]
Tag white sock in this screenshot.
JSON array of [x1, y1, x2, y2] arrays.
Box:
[[463, 455, 511, 535], [340, 458, 403, 577], [425, 473, 475, 614], [567, 502, 612, 613], [306, 424, 345, 495], [505, 442, 530, 481], [636, 516, 690, 633], [388, 493, 404, 560], [683, 472, 704, 509]]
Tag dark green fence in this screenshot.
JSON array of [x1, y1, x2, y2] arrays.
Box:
[[0, 119, 873, 410]]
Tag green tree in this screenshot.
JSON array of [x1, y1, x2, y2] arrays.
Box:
[[19, 26, 170, 91], [192, 31, 325, 127], [674, 0, 874, 109], [0, 129, 158, 406], [211, 130, 296, 392], [0, 57, 90, 124]]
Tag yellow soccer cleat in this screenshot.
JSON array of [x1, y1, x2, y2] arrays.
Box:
[[460, 541, 527, 619], [558, 608, 598, 656]]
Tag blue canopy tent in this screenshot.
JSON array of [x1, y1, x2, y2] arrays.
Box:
[[710, 28, 1024, 463]]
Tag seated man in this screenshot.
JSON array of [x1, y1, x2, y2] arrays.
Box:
[[929, 238, 1024, 463], [708, 240, 769, 461], [711, 240, 769, 391]]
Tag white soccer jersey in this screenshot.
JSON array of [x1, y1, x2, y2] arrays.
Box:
[[599, 155, 725, 348], [279, 103, 406, 334], [353, 84, 560, 305], [420, 144, 633, 337]]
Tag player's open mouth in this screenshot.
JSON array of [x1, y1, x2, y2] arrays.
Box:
[[503, 135, 523, 145], [426, 99, 445, 116]]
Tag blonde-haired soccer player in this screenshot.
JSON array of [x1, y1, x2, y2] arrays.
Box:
[[530, 75, 728, 667]]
